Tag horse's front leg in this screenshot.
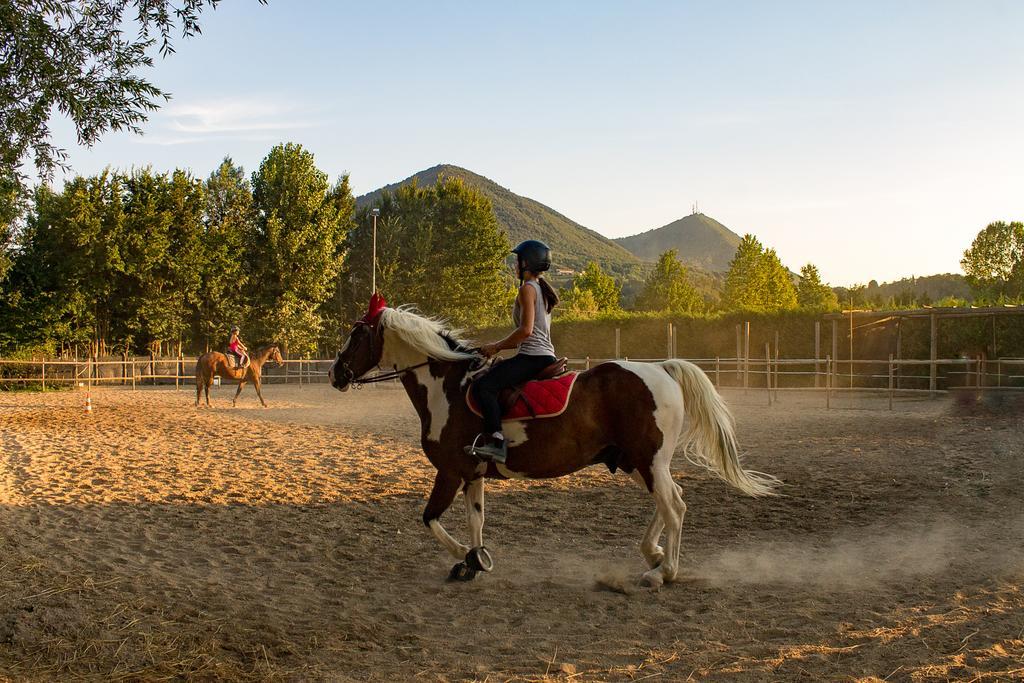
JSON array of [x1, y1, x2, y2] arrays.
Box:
[[252, 376, 267, 407], [232, 380, 245, 407], [459, 477, 495, 578], [423, 471, 468, 560], [463, 477, 485, 548]]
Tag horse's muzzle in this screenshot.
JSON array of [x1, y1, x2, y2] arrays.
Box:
[[328, 358, 351, 392]]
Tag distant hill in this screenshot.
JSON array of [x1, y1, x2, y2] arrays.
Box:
[[613, 213, 743, 272], [835, 273, 972, 306], [356, 164, 640, 277]]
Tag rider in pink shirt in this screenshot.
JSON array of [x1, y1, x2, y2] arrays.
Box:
[[228, 325, 248, 368]]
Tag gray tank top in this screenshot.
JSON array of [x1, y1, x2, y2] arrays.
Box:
[[513, 280, 556, 357]]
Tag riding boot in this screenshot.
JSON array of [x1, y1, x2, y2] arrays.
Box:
[[464, 433, 508, 464]]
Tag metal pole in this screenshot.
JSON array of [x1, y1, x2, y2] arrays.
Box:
[[371, 211, 378, 294]]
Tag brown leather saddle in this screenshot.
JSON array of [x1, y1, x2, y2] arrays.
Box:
[[471, 356, 570, 419]]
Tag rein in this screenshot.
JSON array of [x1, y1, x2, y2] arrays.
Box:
[[351, 360, 432, 385]]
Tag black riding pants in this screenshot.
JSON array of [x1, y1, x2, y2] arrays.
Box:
[[473, 353, 557, 434]]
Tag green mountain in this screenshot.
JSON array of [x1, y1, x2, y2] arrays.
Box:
[[613, 213, 742, 272], [355, 164, 641, 277]]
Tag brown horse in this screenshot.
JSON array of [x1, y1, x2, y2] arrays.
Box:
[[328, 304, 778, 586], [195, 344, 284, 408]]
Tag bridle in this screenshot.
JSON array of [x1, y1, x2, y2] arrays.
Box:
[[335, 319, 433, 387]]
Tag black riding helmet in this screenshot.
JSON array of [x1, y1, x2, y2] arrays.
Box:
[[511, 240, 551, 274]]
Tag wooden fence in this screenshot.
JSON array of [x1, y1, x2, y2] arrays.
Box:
[[2, 354, 1022, 411]]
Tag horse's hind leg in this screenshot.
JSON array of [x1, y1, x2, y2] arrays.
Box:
[[632, 471, 665, 568], [641, 450, 687, 588], [423, 472, 468, 560]]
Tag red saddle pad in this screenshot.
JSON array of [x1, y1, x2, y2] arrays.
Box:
[[466, 372, 580, 422]]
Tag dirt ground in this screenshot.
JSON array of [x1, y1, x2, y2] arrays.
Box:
[[0, 380, 1021, 681]]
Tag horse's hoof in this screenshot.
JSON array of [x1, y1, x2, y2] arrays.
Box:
[[465, 546, 494, 573], [640, 569, 664, 589], [447, 562, 477, 582]]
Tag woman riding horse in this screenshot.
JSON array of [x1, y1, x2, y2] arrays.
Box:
[[468, 239, 560, 463], [194, 343, 284, 408], [328, 296, 778, 586]]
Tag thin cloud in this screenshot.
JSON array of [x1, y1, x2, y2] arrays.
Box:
[[133, 97, 320, 145]]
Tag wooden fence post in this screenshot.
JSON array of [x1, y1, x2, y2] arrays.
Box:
[[715, 356, 720, 387], [735, 324, 742, 381], [764, 343, 772, 406], [585, 356, 591, 370], [826, 355, 831, 410], [615, 328, 621, 360], [929, 312, 938, 396], [814, 321, 821, 388], [132, 359, 136, 391], [888, 353, 894, 411], [773, 341, 779, 402], [743, 322, 751, 392], [41, 359, 46, 391], [831, 319, 838, 394]]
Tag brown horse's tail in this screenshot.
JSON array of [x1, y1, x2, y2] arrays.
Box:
[[661, 359, 780, 497]]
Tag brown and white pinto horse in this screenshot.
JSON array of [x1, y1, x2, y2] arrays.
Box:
[[328, 305, 778, 586], [195, 344, 284, 408]]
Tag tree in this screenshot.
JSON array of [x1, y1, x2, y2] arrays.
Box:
[[1, 171, 127, 352], [1, 1, 264, 197], [194, 157, 253, 351], [961, 221, 1024, 301], [339, 177, 510, 329], [248, 143, 352, 354], [722, 234, 797, 311], [634, 249, 702, 313], [559, 286, 599, 317], [796, 263, 839, 311], [564, 262, 620, 313]]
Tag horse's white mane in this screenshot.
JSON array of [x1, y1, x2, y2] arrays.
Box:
[[378, 306, 476, 362]]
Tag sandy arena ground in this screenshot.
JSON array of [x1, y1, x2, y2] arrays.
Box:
[[0, 379, 1022, 681]]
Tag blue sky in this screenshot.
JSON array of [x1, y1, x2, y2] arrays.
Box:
[[48, 1, 1024, 286]]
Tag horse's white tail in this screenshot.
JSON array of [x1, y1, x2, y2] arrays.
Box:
[[661, 359, 780, 497]]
